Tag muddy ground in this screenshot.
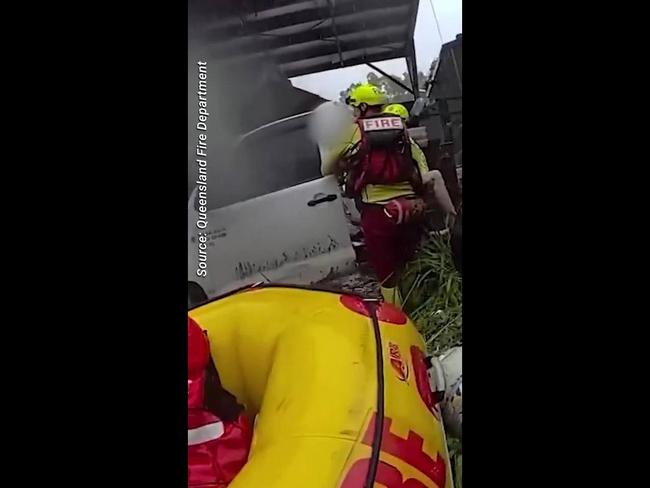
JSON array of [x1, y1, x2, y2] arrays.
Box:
[[316, 264, 381, 298]]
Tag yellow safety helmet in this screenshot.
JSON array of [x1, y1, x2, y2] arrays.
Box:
[[346, 83, 387, 108], [382, 103, 409, 120]]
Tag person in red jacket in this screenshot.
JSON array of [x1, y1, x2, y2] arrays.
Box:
[[188, 317, 252, 487]]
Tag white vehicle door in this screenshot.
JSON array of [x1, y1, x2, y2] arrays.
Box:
[[188, 114, 356, 298]]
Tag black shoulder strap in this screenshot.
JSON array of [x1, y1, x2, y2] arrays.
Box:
[[203, 337, 244, 422]]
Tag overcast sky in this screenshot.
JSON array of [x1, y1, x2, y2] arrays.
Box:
[[290, 0, 462, 100]]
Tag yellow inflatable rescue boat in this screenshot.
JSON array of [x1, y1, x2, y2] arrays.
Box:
[[189, 285, 453, 488]]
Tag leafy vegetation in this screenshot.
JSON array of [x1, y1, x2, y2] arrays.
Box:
[[400, 231, 462, 355], [338, 70, 429, 103], [446, 437, 463, 488], [399, 231, 462, 487]]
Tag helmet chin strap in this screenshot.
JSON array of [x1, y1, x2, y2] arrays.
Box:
[[358, 102, 368, 115]]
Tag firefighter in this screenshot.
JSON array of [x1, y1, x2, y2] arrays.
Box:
[[382, 103, 457, 226], [321, 85, 433, 307], [188, 317, 252, 487]]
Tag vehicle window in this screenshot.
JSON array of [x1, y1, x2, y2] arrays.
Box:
[[211, 120, 322, 209]]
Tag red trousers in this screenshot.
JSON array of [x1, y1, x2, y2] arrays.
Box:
[[360, 203, 422, 285]]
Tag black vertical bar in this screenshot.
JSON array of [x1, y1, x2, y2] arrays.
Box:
[[406, 40, 419, 97], [436, 97, 461, 208]]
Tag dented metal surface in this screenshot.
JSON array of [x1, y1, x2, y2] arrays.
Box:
[[236, 235, 340, 280], [189, 176, 356, 298]]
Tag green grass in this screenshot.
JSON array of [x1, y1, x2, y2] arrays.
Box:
[[399, 231, 462, 355], [399, 231, 462, 488], [446, 437, 463, 488]]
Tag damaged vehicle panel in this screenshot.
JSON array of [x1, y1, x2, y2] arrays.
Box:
[[188, 111, 356, 298], [190, 174, 356, 298]]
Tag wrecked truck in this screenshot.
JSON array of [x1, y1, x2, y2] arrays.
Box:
[[187, 0, 460, 300]]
